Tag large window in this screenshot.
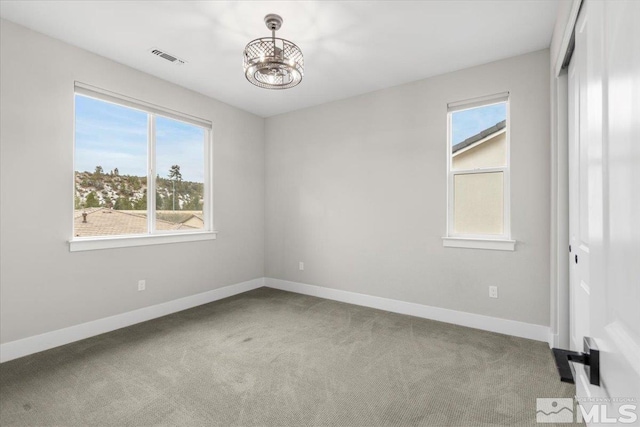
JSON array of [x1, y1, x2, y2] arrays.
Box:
[[71, 83, 213, 251], [444, 92, 513, 250]]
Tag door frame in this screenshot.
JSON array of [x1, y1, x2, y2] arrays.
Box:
[[549, 0, 583, 349]]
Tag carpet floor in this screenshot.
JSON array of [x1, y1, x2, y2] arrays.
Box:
[[0, 287, 578, 426]]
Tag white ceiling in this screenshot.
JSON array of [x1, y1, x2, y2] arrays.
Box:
[[0, 1, 559, 117]]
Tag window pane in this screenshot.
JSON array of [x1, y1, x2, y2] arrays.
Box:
[[74, 95, 148, 237], [451, 103, 507, 171], [155, 116, 205, 231], [454, 172, 504, 235]]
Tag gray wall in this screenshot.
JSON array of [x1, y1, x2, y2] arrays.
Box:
[[0, 18, 552, 346], [265, 50, 551, 326], [0, 20, 265, 344]]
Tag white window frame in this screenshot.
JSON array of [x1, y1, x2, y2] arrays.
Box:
[[443, 92, 515, 251], [69, 82, 216, 252]]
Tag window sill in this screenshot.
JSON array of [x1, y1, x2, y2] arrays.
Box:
[[69, 231, 217, 252], [442, 237, 515, 251]]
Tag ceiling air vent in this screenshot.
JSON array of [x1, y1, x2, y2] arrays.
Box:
[[150, 48, 186, 65]]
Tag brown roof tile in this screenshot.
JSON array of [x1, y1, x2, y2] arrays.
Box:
[[73, 209, 203, 237]]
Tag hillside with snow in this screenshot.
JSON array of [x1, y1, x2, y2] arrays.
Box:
[[74, 168, 203, 211]]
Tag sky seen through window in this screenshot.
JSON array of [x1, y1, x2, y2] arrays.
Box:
[[451, 102, 506, 145], [75, 95, 205, 182]]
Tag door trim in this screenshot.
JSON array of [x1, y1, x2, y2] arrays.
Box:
[[549, 0, 583, 350]]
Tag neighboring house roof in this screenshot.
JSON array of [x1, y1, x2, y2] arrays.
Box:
[[452, 120, 506, 154], [73, 208, 203, 237], [182, 214, 204, 229]]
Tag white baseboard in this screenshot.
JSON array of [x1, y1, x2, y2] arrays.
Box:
[[548, 332, 559, 349], [0, 277, 264, 363], [1, 276, 551, 363], [265, 278, 550, 342]]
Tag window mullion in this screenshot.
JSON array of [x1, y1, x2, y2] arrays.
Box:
[[148, 114, 156, 234]]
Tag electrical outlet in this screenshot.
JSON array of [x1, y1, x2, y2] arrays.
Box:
[[138, 280, 146, 291], [299, 262, 304, 271], [489, 286, 498, 298]]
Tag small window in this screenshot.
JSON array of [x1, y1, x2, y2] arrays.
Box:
[[72, 83, 214, 250], [445, 93, 512, 248]]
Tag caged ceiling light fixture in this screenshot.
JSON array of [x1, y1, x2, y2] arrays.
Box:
[[243, 14, 304, 90]]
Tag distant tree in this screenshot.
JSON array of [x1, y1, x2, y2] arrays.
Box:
[[113, 168, 119, 176], [166, 195, 177, 211], [133, 191, 147, 210], [168, 165, 182, 211], [131, 176, 141, 190], [155, 192, 164, 210], [114, 196, 131, 210], [94, 165, 103, 176], [85, 191, 100, 208], [185, 195, 201, 211], [169, 165, 182, 181]]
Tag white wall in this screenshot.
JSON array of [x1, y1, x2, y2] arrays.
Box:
[[265, 50, 551, 326], [0, 20, 265, 344]]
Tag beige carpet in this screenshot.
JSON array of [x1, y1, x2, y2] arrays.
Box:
[[0, 287, 578, 426]]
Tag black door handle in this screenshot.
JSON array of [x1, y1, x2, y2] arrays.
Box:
[[575, 254, 578, 264], [551, 337, 600, 386]]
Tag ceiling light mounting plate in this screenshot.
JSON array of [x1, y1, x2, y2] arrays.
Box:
[[264, 14, 282, 31]]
